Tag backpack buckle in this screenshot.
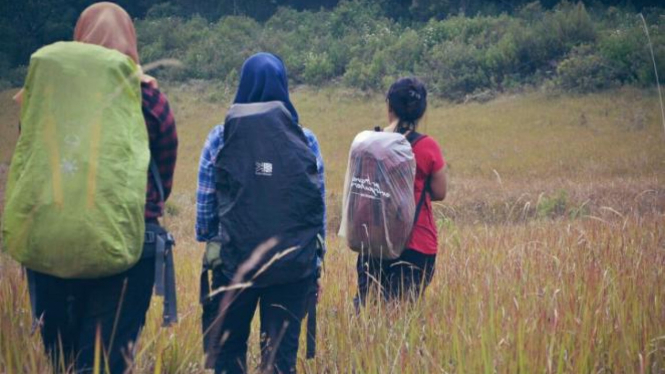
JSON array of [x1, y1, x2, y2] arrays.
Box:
[[166, 232, 176, 245], [145, 231, 156, 244], [163, 232, 175, 256]]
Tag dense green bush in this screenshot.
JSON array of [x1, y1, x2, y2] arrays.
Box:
[[556, 44, 619, 92], [303, 52, 335, 85], [421, 41, 490, 99], [133, 2, 665, 99], [597, 23, 665, 87], [2, 1, 663, 100], [138, 15, 262, 81]]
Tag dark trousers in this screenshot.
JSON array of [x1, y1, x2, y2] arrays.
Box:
[[355, 249, 436, 308], [27, 257, 155, 374], [207, 270, 316, 374]]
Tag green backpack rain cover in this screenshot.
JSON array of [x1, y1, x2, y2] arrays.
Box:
[[2, 41, 149, 278]]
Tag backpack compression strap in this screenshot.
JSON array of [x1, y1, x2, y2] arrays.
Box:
[[149, 158, 165, 203], [146, 158, 178, 326]]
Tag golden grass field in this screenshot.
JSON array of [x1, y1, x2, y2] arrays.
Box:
[[1, 85, 665, 373]]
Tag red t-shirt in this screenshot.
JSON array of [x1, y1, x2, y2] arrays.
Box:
[[406, 136, 446, 255]]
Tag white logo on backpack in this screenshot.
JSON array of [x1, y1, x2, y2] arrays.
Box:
[[255, 162, 273, 176], [350, 176, 391, 199]]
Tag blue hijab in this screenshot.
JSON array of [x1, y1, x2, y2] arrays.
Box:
[[233, 53, 299, 124]]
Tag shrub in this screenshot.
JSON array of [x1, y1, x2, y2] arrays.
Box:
[[18, 2, 645, 98], [557, 44, 619, 93], [503, 2, 595, 78], [263, 8, 338, 82], [537, 190, 569, 219], [598, 22, 665, 87], [422, 14, 516, 48], [137, 16, 207, 79], [420, 41, 490, 101], [381, 29, 424, 75], [303, 52, 335, 85], [549, 2, 596, 51], [328, 1, 383, 39], [343, 56, 384, 90], [137, 15, 262, 80]]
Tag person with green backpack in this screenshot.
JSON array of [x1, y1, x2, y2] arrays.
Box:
[[2, 3, 178, 373]]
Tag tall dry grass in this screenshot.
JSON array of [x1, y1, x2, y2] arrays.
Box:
[[1, 86, 664, 373]]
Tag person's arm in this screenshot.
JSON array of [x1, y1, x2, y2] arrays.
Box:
[[421, 136, 447, 201], [304, 128, 326, 300], [142, 86, 178, 203], [429, 165, 447, 201], [303, 128, 326, 264], [196, 126, 224, 242]]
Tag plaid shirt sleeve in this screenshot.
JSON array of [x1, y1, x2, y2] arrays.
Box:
[[142, 83, 178, 220], [303, 128, 327, 265], [196, 125, 225, 242]]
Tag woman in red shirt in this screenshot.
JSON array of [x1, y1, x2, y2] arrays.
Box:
[[355, 77, 447, 307]]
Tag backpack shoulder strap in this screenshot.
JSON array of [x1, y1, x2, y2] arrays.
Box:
[[150, 157, 165, 204], [408, 131, 429, 225], [413, 177, 430, 225], [406, 131, 426, 146]]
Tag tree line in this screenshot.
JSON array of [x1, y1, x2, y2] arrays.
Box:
[[0, 0, 663, 98]]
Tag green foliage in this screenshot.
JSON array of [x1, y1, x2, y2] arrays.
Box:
[[537, 190, 569, 218], [137, 15, 261, 81], [328, 1, 384, 38], [1, 1, 663, 99], [343, 57, 384, 90], [557, 45, 619, 92], [303, 52, 335, 86], [597, 21, 665, 86], [421, 41, 490, 100]]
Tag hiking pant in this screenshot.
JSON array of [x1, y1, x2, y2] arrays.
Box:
[[207, 269, 317, 374], [355, 249, 436, 309], [27, 257, 154, 374]]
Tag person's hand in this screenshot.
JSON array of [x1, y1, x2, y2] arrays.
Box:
[[204, 241, 222, 269], [141, 74, 159, 89]]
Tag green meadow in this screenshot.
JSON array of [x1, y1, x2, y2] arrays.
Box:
[[1, 86, 664, 373]]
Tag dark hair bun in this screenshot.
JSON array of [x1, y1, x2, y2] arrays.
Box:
[[387, 77, 427, 123]]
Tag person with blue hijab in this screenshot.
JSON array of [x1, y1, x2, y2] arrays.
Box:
[[232, 52, 300, 123], [196, 53, 326, 374]]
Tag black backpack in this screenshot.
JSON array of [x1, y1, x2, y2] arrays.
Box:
[[214, 101, 324, 287]]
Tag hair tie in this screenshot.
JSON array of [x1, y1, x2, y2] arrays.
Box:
[[409, 89, 421, 100]]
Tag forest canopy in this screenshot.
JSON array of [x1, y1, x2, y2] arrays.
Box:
[[0, 0, 663, 99]]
